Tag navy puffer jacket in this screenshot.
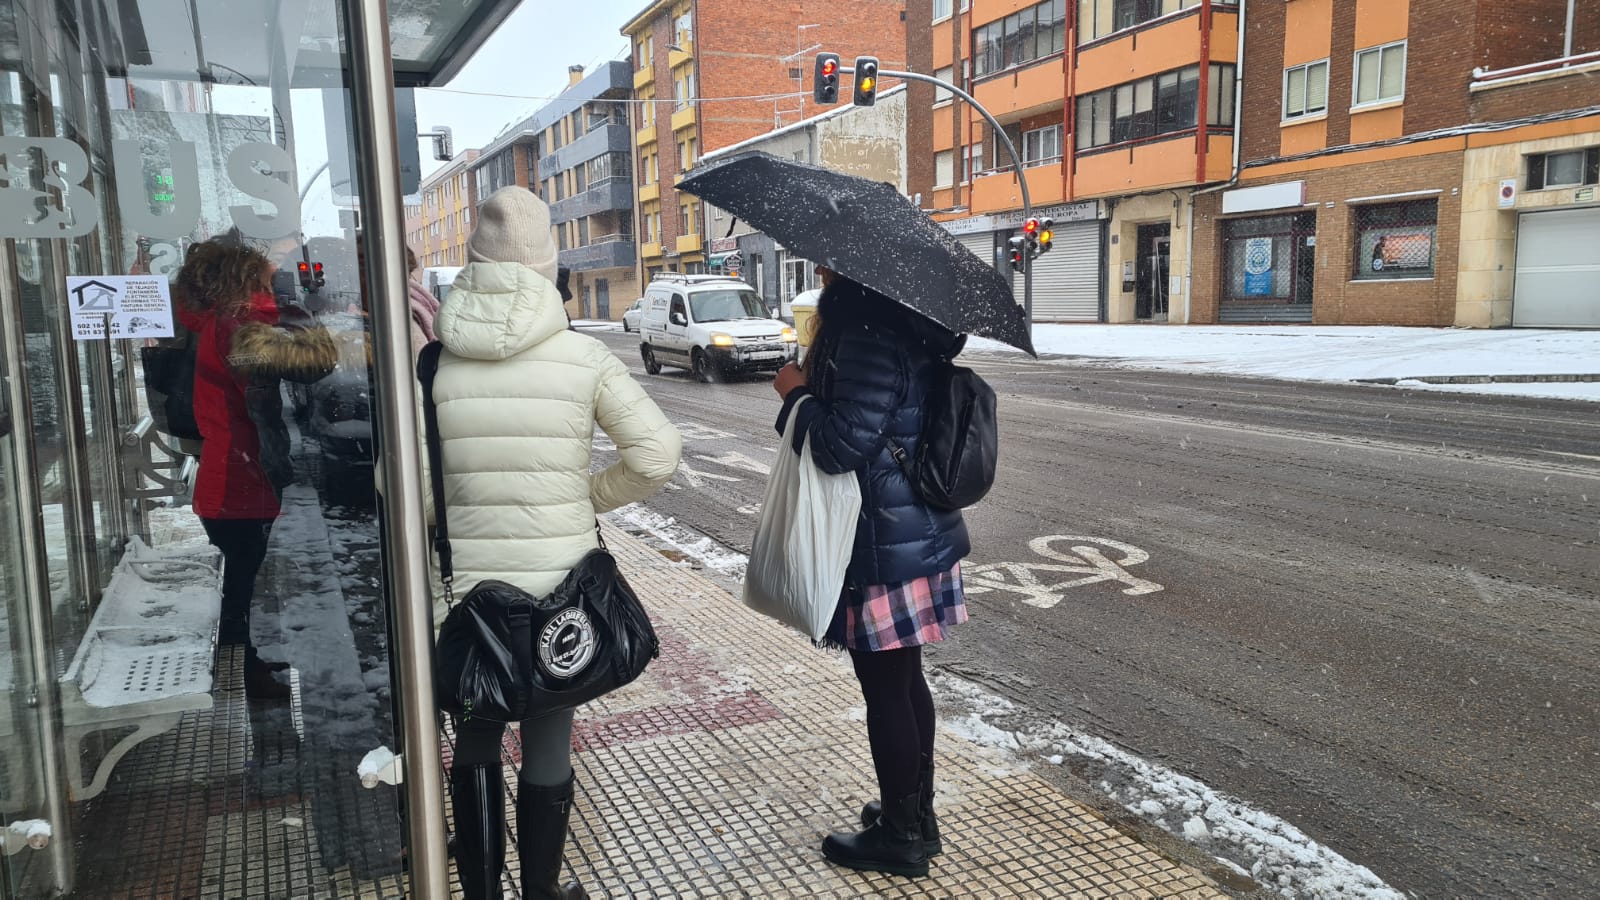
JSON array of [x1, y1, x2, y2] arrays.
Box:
[[775, 289, 970, 587]]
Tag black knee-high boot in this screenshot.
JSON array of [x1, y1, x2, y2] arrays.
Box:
[[449, 764, 505, 899], [517, 771, 588, 899]]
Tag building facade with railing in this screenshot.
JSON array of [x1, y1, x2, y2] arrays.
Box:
[[909, 0, 1240, 323], [1190, 0, 1600, 328], [471, 61, 639, 320]]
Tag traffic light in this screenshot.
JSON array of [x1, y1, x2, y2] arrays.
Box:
[[312, 261, 326, 290], [1007, 236, 1026, 272], [852, 56, 879, 107], [814, 53, 841, 105], [296, 260, 326, 293], [1037, 217, 1054, 255], [297, 260, 312, 292]]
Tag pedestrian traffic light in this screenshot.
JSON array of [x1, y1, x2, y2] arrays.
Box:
[[1007, 236, 1026, 272], [814, 53, 841, 105], [853, 56, 879, 107]]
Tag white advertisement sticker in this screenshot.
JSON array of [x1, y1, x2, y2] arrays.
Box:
[[65, 275, 175, 341]]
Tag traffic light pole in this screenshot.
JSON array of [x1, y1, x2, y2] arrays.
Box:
[[840, 65, 1035, 326]]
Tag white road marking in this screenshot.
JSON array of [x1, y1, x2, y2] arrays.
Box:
[[694, 451, 771, 476], [963, 535, 1163, 606], [674, 460, 742, 489]]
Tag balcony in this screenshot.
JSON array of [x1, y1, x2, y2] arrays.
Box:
[[559, 235, 638, 272], [637, 123, 657, 147], [668, 39, 693, 69], [549, 177, 633, 225], [675, 233, 702, 255], [641, 240, 664, 260], [638, 181, 660, 203], [972, 57, 1066, 120], [1074, 133, 1208, 198], [970, 164, 1066, 214], [1075, 8, 1235, 94], [539, 123, 632, 180], [633, 65, 653, 90], [671, 104, 697, 133]]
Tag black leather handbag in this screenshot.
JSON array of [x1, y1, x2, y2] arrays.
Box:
[[419, 343, 659, 723]]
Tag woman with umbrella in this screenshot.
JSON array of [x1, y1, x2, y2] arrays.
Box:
[[772, 273, 970, 879]]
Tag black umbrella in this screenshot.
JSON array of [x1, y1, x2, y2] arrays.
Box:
[[678, 151, 1035, 356]]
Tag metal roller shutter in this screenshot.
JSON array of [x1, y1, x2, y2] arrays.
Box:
[[1028, 221, 1101, 322], [957, 233, 998, 274]]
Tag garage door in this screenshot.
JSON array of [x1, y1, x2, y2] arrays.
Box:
[[1513, 207, 1600, 328], [1028, 221, 1102, 322]]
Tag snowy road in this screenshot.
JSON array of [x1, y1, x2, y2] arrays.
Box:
[[588, 327, 1600, 899]]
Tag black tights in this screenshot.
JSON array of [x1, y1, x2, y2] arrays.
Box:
[[849, 646, 935, 803]]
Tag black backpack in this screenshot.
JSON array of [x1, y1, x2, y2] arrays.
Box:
[[890, 336, 998, 511], [140, 329, 202, 442]]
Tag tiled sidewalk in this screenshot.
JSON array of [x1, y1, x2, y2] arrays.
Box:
[[532, 522, 1229, 898]]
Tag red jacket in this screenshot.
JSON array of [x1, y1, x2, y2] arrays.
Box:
[[179, 291, 336, 520]]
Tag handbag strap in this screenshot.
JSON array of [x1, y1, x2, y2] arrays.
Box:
[[417, 341, 456, 602]]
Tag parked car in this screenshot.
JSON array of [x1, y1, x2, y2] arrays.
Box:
[[621, 297, 646, 332], [638, 275, 796, 382]]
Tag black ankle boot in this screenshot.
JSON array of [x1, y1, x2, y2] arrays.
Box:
[[861, 755, 940, 855], [449, 764, 505, 899], [824, 792, 928, 878], [517, 772, 588, 899]]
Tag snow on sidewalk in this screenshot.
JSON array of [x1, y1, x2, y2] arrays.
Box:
[[966, 325, 1600, 402]]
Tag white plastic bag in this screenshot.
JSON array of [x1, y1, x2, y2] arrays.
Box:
[[742, 397, 863, 641]]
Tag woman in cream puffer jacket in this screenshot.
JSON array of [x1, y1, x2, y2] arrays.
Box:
[[427, 187, 680, 900]]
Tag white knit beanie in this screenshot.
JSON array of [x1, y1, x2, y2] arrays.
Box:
[[467, 187, 559, 285]]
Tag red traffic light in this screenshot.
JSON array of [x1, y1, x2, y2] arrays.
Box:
[[297, 261, 309, 272], [1023, 217, 1040, 235], [313, 262, 324, 274], [821, 59, 837, 76]]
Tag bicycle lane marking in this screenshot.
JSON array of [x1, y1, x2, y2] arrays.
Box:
[[962, 535, 1164, 607]]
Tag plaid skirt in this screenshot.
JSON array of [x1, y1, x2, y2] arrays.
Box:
[[825, 564, 968, 652]]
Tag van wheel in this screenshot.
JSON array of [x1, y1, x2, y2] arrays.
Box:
[[641, 344, 662, 375], [691, 349, 716, 383]]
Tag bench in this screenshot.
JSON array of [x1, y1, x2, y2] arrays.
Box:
[[57, 536, 222, 800]]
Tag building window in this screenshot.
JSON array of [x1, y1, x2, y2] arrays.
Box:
[[935, 150, 955, 188], [1526, 148, 1600, 190], [680, 137, 697, 169], [1353, 41, 1406, 107], [675, 9, 693, 45], [962, 142, 984, 182], [680, 202, 696, 235], [1208, 63, 1237, 127], [1282, 61, 1328, 120], [1077, 64, 1226, 151], [934, 0, 953, 20], [1352, 200, 1437, 281], [934, 66, 955, 104], [1023, 124, 1062, 166], [973, 0, 1066, 78], [1079, 0, 1199, 44], [636, 36, 651, 70]]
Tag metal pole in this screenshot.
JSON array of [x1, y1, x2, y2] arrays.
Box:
[[1565, 0, 1576, 60], [843, 66, 1034, 323], [341, 2, 450, 897], [0, 235, 75, 898]]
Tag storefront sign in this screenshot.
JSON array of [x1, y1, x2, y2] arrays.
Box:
[[710, 237, 738, 253], [0, 137, 301, 241], [65, 275, 175, 340], [943, 200, 1100, 236], [1243, 237, 1274, 295], [1222, 182, 1306, 215], [1498, 179, 1517, 209]]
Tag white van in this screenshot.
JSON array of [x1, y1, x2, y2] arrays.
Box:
[[422, 266, 462, 303], [639, 275, 796, 382]]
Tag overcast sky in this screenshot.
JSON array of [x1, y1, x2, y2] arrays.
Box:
[[412, 0, 643, 180]]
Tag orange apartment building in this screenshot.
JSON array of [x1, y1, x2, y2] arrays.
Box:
[[406, 149, 480, 269], [622, 0, 905, 280], [911, 0, 1239, 322], [1191, 0, 1600, 327]]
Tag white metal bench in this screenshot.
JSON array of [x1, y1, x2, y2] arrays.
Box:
[[57, 536, 222, 800]]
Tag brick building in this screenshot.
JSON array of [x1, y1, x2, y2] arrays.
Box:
[[468, 62, 639, 321], [407, 148, 480, 269], [622, 0, 906, 279], [908, 0, 1240, 324], [1192, 0, 1600, 327]]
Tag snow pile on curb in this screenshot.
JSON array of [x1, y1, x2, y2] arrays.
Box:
[[933, 674, 1402, 899], [607, 504, 749, 580]]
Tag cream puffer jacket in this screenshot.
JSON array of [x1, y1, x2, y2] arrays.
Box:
[[423, 261, 681, 626]]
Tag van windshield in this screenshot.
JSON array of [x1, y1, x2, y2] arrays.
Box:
[[690, 290, 767, 323]]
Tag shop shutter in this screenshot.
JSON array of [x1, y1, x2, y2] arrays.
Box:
[[1513, 208, 1600, 328], [1027, 221, 1101, 321]]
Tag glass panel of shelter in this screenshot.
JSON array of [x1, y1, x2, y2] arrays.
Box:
[[0, 1, 405, 896]]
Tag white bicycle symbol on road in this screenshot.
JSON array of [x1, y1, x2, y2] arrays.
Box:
[[963, 536, 1164, 608]]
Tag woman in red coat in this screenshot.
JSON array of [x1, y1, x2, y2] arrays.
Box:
[[175, 235, 335, 699]]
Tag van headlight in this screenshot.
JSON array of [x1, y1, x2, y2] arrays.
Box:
[[710, 332, 735, 347], [779, 327, 797, 343]]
